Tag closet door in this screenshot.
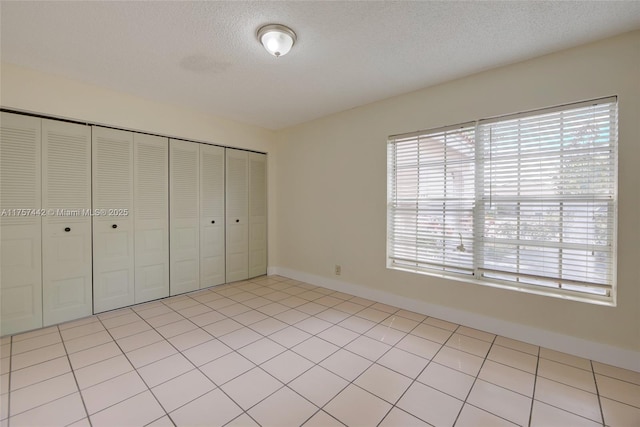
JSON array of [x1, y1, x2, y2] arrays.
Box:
[[134, 134, 169, 303], [42, 119, 92, 325], [92, 127, 135, 313], [249, 153, 267, 278], [0, 113, 42, 335], [225, 148, 249, 282], [200, 144, 225, 288], [170, 139, 199, 295]]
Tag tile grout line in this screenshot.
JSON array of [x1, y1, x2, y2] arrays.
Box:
[[590, 360, 607, 426], [527, 341, 541, 427]]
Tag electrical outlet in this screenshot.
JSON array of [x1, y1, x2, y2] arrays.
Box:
[[335, 265, 341, 275]]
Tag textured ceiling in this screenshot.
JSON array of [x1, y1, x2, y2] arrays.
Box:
[[1, 1, 639, 130]]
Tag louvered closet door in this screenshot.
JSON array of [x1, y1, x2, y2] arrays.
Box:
[[225, 148, 249, 282], [42, 119, 92, 326], [200, 144, 225, 288], [0, 113, 42, 335], [134, 134, 169, 303], [92, 127, 135, 313], [170, 139, 199, 295], [249, 153, 267, 278]]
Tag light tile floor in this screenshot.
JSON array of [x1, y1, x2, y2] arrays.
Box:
[[1, 275, 639, 427]]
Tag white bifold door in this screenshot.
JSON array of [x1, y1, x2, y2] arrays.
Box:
[[42, 119, 92, 326], [170, 139, 200, 295], [92, 127, 135, 313], [0, 113, 43, 335], [225, 148, 249, 282], [134, 134, 169, 303], [200, 144, 225, 287], [249, 153, 267, 278]]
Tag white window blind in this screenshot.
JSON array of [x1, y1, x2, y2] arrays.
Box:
[[387, 96, 617, 301], [477, 98, 617, 296], [388, 123, 476, 275]]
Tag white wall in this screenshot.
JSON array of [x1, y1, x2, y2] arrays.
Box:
[[0, 62, 279, 269], [275, 31, 640, 370]]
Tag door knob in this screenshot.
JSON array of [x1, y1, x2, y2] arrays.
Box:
[[64, 227, 71, 232], [112, 224, 118, 229], [235, 219, 239, 223], [211, 220, 215, 224]]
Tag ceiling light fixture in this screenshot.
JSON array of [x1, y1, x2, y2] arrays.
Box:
[[257, 24, 297, 58]]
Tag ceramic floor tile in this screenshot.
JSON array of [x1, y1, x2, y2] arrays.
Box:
[[344, 335, 391, 361], [379, 407, 431, 427], [302, 410, 343, 427], [238, 337, 286, 365], [422, 316, 459, 331], [355, 307, 390, 323], [314, 308, 351, 324], [221, 367, 283, 410], [538, 358, 597, 393], [68, 342, 122, 370], [249, 317, 288, 335], [410, 323, 453, 344], [596, 374, 640, 408], [320, 349, 372, 381], [167, 328, 212, 351], [127, 340, 178, 368], [289, 365, 349, 407], [488, 344, 538, 374], [165, 298, 200, 311], [12, 327, 58, 342], [81, 371, 147, 415], [298, 290, 325, 301], [11, 330, 61, 355], [354, 363, 412, 404], [74, 354, 133, 389], [479, 359, 536, 397], [593, 361, 640, 386], [137, 353, 193, 388], [397, 381, 463, 427], [257, 302, 290, 316], [268, 326, 312, 348], [182, 338, 232, 367], [324, 384, 391, 427], [378, 347, 430, 379], [145, 312, 184, 328], [200, 352, 255, 385], [67, 417, 90, 427], [317, 325, 359, 347], [494, 336, 539, 356], [294, 317, 333, 335], [396, 333, 442, 360], [204, 297, 237, 310], [296, 302, 327, 315], [337, 315, 375, 334], [531, 400, 602, 427], [1, 393, 7, 421], [134, 304, 173, 320], [456, 403, 517, 427], [64, 331, 112, 354], [10, 356, 70, 391], [176, 303, 211, 318], [0, 374, 7, 395], [433, 346, 484, 376], [380, 315, 419, 333], [101, 312, 140, 329], [364, 323, 407, 346], [315, 295, 344, 307], [225, 413, 260, 427], [293, 336, 339, 363], [273, 309, 310, 324], [261, 350, 314, 384], [9, 372, 78, 416], [395, 309, 427, 322], [151, 369, 216, 412], [58, 316, 99, 331], [203, 318, 244, 337], [446, 332, 492, 358], [155, 319, 197, 339], [534, 377, 601, 422], [539, 348, 592, 371], [248, 386, 317, 426], [232, 310, 268, 326], [601, 397, 640, 427], [467, 379, 532, 426], [90, 390, 164, 427], [8, 392, 87, 427], [11, 343, 66, 370], [108, 321, 154, 342], [218, 327, 263, 350], [334, 301, 366, 315], [242, 297, 274, 311], [189, 310, 226, 327], [417, 361, 475, 400], [116, 329, 164, 352], [457, 326, 496, 342]]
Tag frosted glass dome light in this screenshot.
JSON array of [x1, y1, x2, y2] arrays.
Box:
[[257, 24, 297, 57]]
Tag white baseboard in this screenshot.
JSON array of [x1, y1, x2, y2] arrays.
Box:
[[270, 266, 640, 373]]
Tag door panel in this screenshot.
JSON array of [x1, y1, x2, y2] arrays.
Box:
[[42, 119, 92, 325], [92, 127, 134, 313], [249, 153, 267, 278], [200, 144, 225, 288], [134, 134, 169, 303], [0, 112, 42, 335], [225, 149, 248, 282], [170, 139, 199, 295]]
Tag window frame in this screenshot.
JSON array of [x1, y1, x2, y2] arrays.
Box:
[[387, 96, 618, 306]]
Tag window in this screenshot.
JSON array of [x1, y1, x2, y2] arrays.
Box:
[[387, 97, 617, 303]]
